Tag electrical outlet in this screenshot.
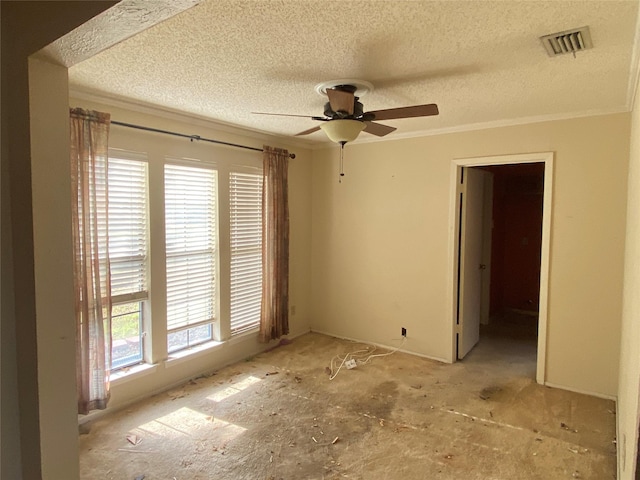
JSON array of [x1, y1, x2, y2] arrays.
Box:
[[345, 359, 357, 369], [401, 327, 407, 337]]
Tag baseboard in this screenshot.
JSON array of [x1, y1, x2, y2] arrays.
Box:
[[544, 381, 618, 401], [309, 328, 450, 364], [286, 327, 313, 341], [616, 406, 621, 480]]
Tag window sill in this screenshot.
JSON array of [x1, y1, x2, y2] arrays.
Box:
[[165, 340, 224, 368], [111, 362, 158, 387]]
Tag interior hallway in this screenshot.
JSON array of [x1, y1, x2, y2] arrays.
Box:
[[79, 331, 616, 479]]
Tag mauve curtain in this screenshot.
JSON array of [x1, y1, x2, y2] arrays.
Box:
[[259, 146, 290, 342], [70, 108, 112, 414]]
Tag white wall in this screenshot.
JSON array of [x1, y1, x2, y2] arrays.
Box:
[[617, 76, 640, 478], [71, 97, 313, 412], [311, 113, 630, 398]]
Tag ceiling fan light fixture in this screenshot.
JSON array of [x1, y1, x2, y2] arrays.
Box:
[[320, 119, 365, 143]]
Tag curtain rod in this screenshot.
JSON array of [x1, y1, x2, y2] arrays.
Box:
[[111, 120, 296, 159]]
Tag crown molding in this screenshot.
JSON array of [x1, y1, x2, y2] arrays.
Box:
[[71, 88, 630, 153], [69, 88, 317, 151], [340, 106, 630, 148]]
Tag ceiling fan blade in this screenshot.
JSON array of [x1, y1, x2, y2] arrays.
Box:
[[327, 88, 355, 115], [295, 126, 321, 136], [363, 121, 397, 137], [366, 103, 439, 121]]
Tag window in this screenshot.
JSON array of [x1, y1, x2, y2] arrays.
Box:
[[108, 155, 148, 369], [164, 163, 218, 352], [230, 170, 263, 335]]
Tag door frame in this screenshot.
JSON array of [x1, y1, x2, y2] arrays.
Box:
[[447, 152, 554, 385]]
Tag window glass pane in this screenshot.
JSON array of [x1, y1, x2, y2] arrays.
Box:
[[167, 328, 188, 353], [111, 301, 143, 370], [167, 324, 212, 353]]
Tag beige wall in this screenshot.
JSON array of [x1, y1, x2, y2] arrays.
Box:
[[70, 97, 313, 413], [617, 79, 640, 477], [1, 3, 118, 479], [29, 57, 81, 480], [311, 113, 630, 398]]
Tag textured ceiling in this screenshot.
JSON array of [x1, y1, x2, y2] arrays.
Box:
[[69, 0, 640, 144], [39, 0, 199, 67]]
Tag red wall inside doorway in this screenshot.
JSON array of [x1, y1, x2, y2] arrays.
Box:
[[485, 163, 544, 315]]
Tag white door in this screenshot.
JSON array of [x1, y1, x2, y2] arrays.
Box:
[[458, 168, 490, 359], [480, 173, 494, 325]]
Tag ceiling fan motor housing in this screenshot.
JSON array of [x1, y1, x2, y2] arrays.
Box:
[[324, 99, 364, 119]]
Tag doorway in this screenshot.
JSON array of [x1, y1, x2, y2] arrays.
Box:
[[448, 152, 554, 384], [479, 163, 545, 360]]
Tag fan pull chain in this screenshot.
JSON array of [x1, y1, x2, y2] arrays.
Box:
[[339, 142, 346, 183]]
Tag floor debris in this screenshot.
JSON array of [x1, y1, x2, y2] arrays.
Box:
[[561, 422, 578, 433], [167, 390, 186, 400], [266, 371, 279, 376], [568, 447, 589, 454], [126, 434, 142, 445]]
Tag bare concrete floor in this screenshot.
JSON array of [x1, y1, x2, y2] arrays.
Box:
[[79, 327, 616, 479]]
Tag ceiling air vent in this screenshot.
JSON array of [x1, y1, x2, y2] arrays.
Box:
[[540, 26, 593, 57]]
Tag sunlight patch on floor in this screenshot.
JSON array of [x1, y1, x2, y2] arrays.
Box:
[[207, 375, 262, 402], [133, 406, 247, 442]]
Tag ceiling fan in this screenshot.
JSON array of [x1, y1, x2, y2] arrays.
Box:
[[254, 79, 439, 144]]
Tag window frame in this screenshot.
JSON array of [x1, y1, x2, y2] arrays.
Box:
[[163, 158, 220, 353], [229, 165, 264, 336], [106, 149, 150, 371]]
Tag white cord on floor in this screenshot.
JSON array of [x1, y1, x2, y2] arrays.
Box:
[[359, 337, 407, 365], [328, 337, 407, 380], [329, 347, 370, 380]]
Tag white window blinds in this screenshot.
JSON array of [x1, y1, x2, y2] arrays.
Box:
[[108, 157, 148, 300], [164, 164, 218, 332], [230, 171, 263, 335]]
